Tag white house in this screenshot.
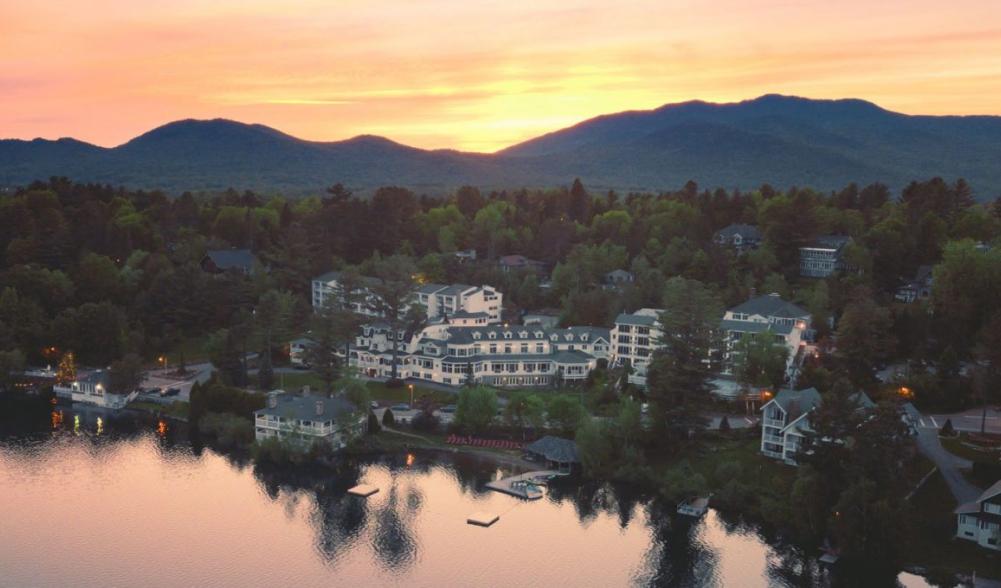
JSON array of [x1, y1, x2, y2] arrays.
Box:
[[760, 388, 875, 466], [610, 309, 664, 386], [254, 393, 365, 449], [311, 271, 384, 317], [720, 293, 811, 380], [956, 480, 1001, 550], [349, 323, 610, 388], [52, 369, 139, 409]]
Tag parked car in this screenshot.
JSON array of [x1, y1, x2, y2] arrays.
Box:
[[439, 404, 457, 414], [161, 387, 181, 397], [370, 400, 380, 409], [391, 403, 411, 412]]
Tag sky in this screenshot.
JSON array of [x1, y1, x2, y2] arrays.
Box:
[[2, 0, 1000, 152]]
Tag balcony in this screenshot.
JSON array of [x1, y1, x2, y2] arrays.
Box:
[[763, 418, 786, 429], [763, 434, 784, 446]]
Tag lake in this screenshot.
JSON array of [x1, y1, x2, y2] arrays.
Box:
[[0, 401, 932, 587]]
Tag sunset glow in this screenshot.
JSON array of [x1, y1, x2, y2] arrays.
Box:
[[2, 0, 1000, 152]]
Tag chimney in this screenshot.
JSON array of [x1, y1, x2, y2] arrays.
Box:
[[315, 400, 324, 416]]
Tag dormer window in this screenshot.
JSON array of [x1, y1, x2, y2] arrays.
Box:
[[503, 332, 512, 339], [488, 332, 497, 340], [534, 331, 543, 338], [473, 332, 482, 340], [581, 334, 589, 342], [519, 331, 528, 338], [550, 335, 558, 341]]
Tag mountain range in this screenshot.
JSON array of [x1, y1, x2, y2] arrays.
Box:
[[3, 94, 1001, 198]]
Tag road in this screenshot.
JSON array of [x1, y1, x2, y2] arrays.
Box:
[[906, 403, 984, 505]]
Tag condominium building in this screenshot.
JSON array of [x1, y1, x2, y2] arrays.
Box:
[[610, 308, 664, 386], [720, 293, 811, 379]]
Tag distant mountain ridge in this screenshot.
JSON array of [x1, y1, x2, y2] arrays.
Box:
[[3, 95, 1001, 198]]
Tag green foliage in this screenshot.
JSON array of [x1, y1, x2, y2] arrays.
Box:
[[198, 412, 255, 448], [545, 394, 585, 435], [382, 407, 396, 427], [188, 377, 265, 426], [455, 385, 498, 434], [108, 353, 144, 395], [731, 332, 789, 393]]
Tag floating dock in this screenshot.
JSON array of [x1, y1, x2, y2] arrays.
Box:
[[347, 484, 379, 497], [467, 512, 500, 527], [485, 470, 559, 500]]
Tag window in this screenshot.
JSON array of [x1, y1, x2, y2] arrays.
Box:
[[503, 331, 512, 339], [619, 325, 632, 333], [536, 343, 544, 353], [520, 344, 528, 353]]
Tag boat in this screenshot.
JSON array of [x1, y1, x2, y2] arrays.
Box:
[[676, 495, 711, 518]]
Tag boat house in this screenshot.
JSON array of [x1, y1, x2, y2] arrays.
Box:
[[525, 436, 579, 473]]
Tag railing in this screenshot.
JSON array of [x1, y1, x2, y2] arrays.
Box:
[[763, 418, 786, 429], [763, 434, 785, 446]]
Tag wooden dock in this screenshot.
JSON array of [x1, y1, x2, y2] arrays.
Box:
[[485, 470, 559, 500], [467, 511, 500, 527], [347, 484, 379, 497]]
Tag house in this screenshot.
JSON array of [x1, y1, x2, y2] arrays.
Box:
[[895, 265, 934, 303], [525, 436, 579, 474], [523, 309, 561, 329], [760, 388, 875, 465], [52, 369, 139, 409], [610, 308, 664, 386], [201, 249, 258, 275], [349, 323, 610, 387], [714, 224, 762, 252], [453, 249, 477, 263], [254, 392, 365, 449], [498, 255, 548, 275], [289, 337, 314, 368], [312, 271, 503, 324], [956, 480, 1001, 550], [720, 293, 811, 380], [602, 269, 635, 288], [799, 235, 852, 278]]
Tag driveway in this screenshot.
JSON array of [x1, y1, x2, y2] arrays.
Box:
[[908, 404, 983, 505]]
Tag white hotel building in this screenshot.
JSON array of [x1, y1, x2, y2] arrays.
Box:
[[610, 308, 664, 386], [350, 323, 611, 388]]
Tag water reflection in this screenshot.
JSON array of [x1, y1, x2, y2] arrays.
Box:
[[0, 398, 933, 588]]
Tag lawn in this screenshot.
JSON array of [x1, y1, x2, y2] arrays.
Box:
[[275, 372, 453, 405], [908, 469, 1001, 579], [129, 400, 190, 420], [941, 434, 1001, 464]]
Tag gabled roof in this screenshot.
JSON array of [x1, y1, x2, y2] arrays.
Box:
[[417, 283, 447, 295], [525, 436, 579, 463], [715, 223, 762, 240], [766, 388, 822, 423], [205, 249, 257, 271], [728, 293, 809, 320], [804, 235, 852, 250], [552, 350, 596, 364], [255, 393, 358, 421], [614, 310, 662, 327], [976, 480, 1001, 504]]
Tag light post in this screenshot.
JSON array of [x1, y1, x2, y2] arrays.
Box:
[[408, 383, 414, 408], [159, 355, 167, 373]]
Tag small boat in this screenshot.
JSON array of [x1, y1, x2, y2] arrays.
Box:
[[676, 495, 711, 518]]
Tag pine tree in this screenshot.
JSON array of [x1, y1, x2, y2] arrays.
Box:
[[56, 351, 76, 384]]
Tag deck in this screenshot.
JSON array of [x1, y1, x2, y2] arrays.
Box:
[[485, 470, 560, 500]]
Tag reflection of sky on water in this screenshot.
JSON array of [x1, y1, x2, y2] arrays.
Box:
[[0, 404, 930, 588]]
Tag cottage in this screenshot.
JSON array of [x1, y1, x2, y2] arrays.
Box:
[[602, 269, 635, 288], [714, 224, 762, 252], [895, 265, 934, 303], [254, 393, 365, 449], [52, 369, 139, 409], [498, 255, 548, 275]]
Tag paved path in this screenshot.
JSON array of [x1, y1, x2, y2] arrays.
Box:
[[910, 410, 983, 506]]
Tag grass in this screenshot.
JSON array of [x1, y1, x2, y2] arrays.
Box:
[[908, 469, 1001, 579], [941, 434, 1001, 464]]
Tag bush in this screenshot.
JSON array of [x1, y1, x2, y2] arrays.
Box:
[[198, 412, 255, 448], [367, 411, 382, 434], [412, 411, 440, 432], [940, 418, 955, 437], [718, 416, 731, 432], [382, 408, 396, 427], [385, 378, 405, 389]]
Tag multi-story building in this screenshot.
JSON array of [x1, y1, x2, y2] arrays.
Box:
[[415, 283, 502, 323], [713, 224, 762, 252], [254, 393, 365, 449], [610, 309, 664, 386], [760, 388, 874, 465], [799, 235, 852, 278], [349, 323, 610, 387], [956, 481, 1001, 550], [312, 271, 502, 324], [720, 293, 811, 379]]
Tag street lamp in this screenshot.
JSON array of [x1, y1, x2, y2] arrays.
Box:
[[408, 384, 414, 408], [159, 355, 167, 372]]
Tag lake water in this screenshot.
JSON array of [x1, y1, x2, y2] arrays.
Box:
[[0, 401, 932, 587]]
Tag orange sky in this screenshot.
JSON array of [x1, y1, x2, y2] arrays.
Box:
[[2, 0, 1000, 152]]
